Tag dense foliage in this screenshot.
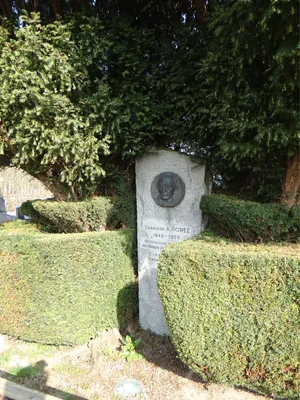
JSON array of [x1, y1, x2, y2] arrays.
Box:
[[158, 236, 300, 398], [0, 0, 207, 26], [0, 13, 156, 199], [201, 195, 300, 242], [151, 0, 299, 203], [196, 1, 299, 163], [0, 227, 137, 345], [0, 1, 298, 203], [200, 0, 299, 205]]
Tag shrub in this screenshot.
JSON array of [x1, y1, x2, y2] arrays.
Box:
[[107, 175, 136, 231], [20, 195, 135, 233], [158, 235, 300, 399], [201, 194, 300, 242], [0, 229, 137, 345]]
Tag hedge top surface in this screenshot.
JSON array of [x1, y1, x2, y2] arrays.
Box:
[[0, 222, 131, 242], [0, 220, 40, 234], [186, 233, 300, 258], [200, 194, 300, 243]]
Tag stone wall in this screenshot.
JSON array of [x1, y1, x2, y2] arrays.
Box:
[[0, 167, 53, 212]]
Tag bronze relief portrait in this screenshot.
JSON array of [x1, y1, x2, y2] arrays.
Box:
[[151, 172, 185, 207]]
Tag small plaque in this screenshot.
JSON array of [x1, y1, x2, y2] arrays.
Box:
[[151, 172, 185, 207]]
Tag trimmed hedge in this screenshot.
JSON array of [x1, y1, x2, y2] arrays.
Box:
[[200, 194, 300, 242], [20, 194, 135, 233], [158, 235, 300, 399], [0, 227, 137, 345]]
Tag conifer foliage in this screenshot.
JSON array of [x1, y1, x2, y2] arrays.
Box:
[[0, 1, 299, 203], [0, 13, 154, 199], [0, 14, 115, 198], [195, 0, 299, 205]]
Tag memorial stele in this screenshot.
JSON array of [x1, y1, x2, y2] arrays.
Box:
[[136, 149, 209, 335]]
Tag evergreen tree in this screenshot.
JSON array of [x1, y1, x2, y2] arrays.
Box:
[[0, 1, 298, 204], [196, 0, 299, 205]]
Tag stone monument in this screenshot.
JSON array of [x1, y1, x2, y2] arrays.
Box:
[[136, 149, 209, 335], [0, 167, 53, 212], [0, 198, 6, 213]]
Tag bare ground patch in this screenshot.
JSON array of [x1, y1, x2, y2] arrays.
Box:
[[0, 327, 272, 400]]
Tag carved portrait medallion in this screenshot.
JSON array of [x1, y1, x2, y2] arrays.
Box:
[[151, 172, 185, 207]]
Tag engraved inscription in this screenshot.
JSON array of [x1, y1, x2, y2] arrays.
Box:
[[140, 224, 192, 262]]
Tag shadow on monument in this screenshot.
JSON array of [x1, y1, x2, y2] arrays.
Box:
[[0, 360, 87, 400]]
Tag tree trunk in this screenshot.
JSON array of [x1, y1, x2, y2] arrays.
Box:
[[50, 0, 61, 18], [194, 0, 207, 24], [280, 148, 300, 207], [33, 173, 70, 201], [0, 0, 13, 18]]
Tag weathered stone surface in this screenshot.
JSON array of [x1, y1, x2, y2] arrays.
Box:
[[88, 328, 123, 362], [0, 199, 5, 213], [0, 167, 53, 212], [0, 213, 15, 223], [114, 379, 146, 399], [136, 149, 209, 335]]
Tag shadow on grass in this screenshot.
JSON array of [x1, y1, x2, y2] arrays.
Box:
[[0, 360, 87, 400]]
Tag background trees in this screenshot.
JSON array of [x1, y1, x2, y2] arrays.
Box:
[[0, 14, 117, 199], [0, 1, 299, 204], [0, 13, 157, 198], [195, 1, 299, 206]]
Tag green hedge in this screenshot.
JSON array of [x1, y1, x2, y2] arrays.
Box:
[[158, 235, 300, 399], [200, 194, 300, 242], [0, 227, 137, 345], [20, 195, 135, 233]]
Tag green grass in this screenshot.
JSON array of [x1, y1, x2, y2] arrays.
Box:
[[10, 365, 40, 378], [53, 362, 90, 377], [0, 349, 12, 365], [0, 338, 63, 378]]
